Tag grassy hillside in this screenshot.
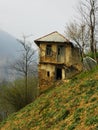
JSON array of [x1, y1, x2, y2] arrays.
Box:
[[0, 67, 98, 130]]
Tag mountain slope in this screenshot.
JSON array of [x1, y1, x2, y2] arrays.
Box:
[[0, 67, 98, 130], [0, 30, 22, 81], [0, 30, 20, 57], [0, 30, 38, 82]]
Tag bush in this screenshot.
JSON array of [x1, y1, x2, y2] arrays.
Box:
[[86, 51, 98, 59], [1, 77, 38, 111]]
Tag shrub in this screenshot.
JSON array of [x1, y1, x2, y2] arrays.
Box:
[[1, 77, 38, 111], [86, 51, 98, 59]]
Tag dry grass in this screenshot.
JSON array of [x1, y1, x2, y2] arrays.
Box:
[[0, 66, 98, 130]]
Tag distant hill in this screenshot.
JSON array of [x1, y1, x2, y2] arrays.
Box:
[[0, 30, 21, 57], [0, 30, 22, 82], [0, 66, 98, 130], [0, 30, 38, 82]]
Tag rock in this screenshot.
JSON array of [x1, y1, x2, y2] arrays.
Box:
[[83, 56, 97, 71]]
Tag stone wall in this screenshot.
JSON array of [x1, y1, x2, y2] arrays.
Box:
[[38, 43, 83, 92], [38, 64, 55, 92]]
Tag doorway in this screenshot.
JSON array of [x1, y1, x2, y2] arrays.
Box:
[[56, 68, 62, 80]]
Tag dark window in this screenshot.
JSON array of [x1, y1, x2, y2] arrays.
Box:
[[58, 47, 61, 55], [58, 45, 64, 55], [46, 45, 52, 56], [47, 71, 50, 77]]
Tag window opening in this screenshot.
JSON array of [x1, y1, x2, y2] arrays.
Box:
[[46, 45, 52, 56], [58, 45, 64, 55], [47, 71, 50, 77]]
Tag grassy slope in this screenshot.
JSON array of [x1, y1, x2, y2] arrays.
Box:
[[0, 67, 98, 130]]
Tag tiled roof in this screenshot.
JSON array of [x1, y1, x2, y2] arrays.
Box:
[[34, 31, 69, 43]]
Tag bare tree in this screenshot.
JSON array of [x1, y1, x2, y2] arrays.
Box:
[[12, 35, 38, 104], [65, 22, 89, 59], [79, 0, 98, 60]]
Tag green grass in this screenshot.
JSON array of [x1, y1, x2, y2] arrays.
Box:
[[0, 66, 98, 130], [85, 115, 98, 126]]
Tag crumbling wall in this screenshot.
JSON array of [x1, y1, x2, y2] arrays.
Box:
[[71, 47, 81, 63], [38, 43, 83, 92], [38, 64, 55, 92], [69, 47, 83, 71], [65, 66, 79, 79]]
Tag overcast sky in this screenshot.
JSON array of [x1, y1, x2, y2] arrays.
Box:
[[0, 0, 79, 40]]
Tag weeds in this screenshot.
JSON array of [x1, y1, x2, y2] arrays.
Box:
[[90, 97, 97, 102], [85, 115, 98, 126], [67, 123, 77, 130], [0, 66, 98, 130], [60, 123, 67, 130], [73, 108, 84, 122], [55, 109, 70, 124], [70, 98, 80, 107], [39, 100, 50, 113]]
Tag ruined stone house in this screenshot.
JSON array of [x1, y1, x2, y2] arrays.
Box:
[[34, 31, 82, 92]]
